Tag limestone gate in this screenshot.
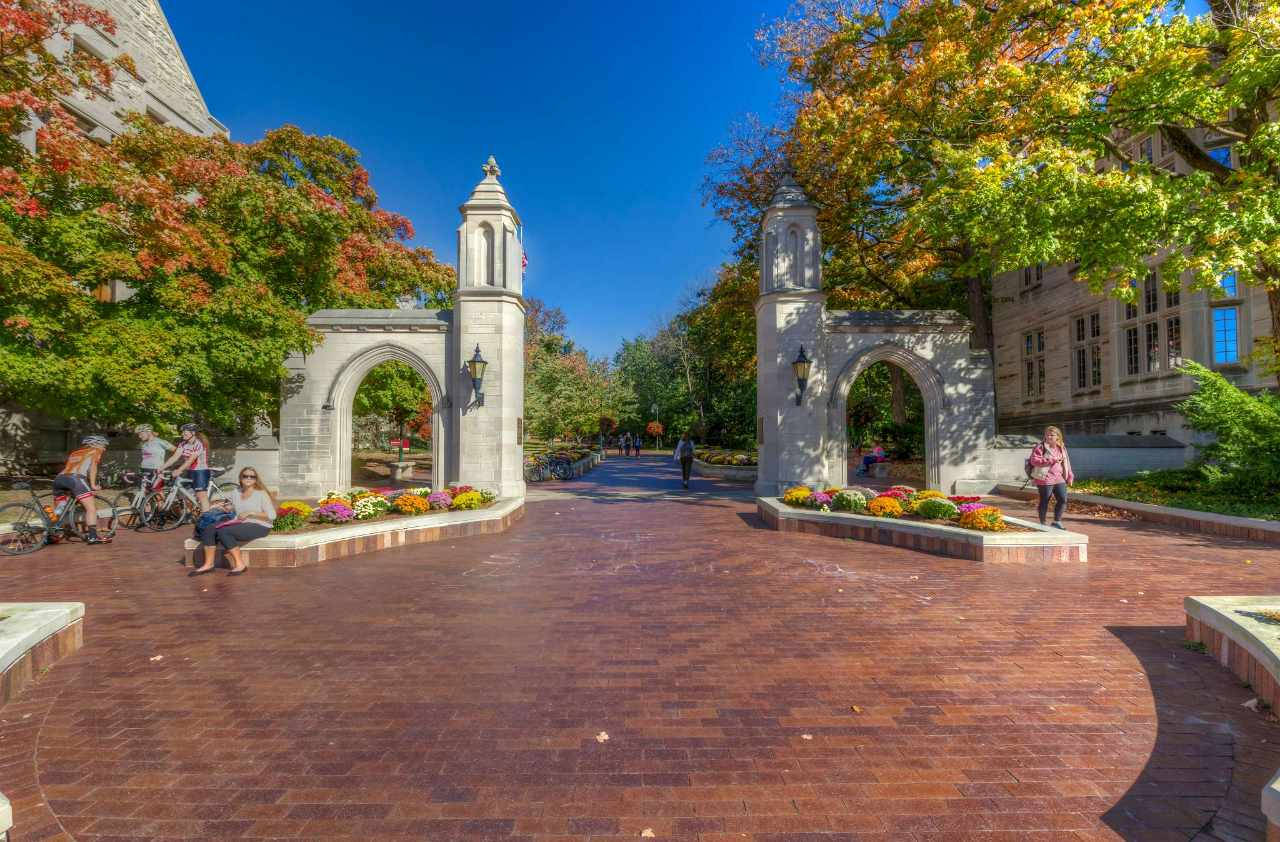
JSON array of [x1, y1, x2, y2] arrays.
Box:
[[276, 158, 526, 500], [754, 176, 999, 495]]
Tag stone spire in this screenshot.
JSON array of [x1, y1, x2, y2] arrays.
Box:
[[462, 155, 516, 214]]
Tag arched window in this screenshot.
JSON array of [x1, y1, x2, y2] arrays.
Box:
[[477, 224, 495, 286], [786, 227, 800, 287]]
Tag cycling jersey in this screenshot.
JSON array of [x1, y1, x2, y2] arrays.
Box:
[[179, 438, 208, 470], [140, 437, 174, 469], [61, 446, 102, 478]]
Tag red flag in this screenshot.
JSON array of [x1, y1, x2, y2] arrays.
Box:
[[522, 249, 528, 273]]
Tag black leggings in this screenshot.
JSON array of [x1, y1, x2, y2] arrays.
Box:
[[680, 456, 693, 483], [1037, 483, 1068, 523], [199, 520, 270, 550]]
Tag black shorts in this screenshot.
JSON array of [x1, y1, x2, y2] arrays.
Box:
[[53, 473, 93, 501]]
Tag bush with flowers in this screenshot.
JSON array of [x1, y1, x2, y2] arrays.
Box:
[[427, 491, 453, 510], [447, 485, 474, 496], [847, 485, 878, 501], [914, 497, 959, 520], [314, 502, 355, 523], [912, 490, 946, 502], [956, 502, 986, 515], [410, 486, 432, 496], [782, 486, 813, 506], [393, 493, 431, 515], [272, 510, 308, 532], [277, 500, 313, 519], [878, 488, 909, 501], [889, 485, 917, 495], [353, 495, 391, 520], [831, 489, 866, 512], [809, 491, 834, 510], [867, 496, 904, 518], [958, 505, 1005, 531], [450, 490, 486, 510], [948, 495, 982, 504]]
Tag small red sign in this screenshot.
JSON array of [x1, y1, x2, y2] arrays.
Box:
[[389, 438, 409, 449]]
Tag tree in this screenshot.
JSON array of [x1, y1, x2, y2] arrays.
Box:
[[0, 3, 454, 432], [353, 361, 431, 459]]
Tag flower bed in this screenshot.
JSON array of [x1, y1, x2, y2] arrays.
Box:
[[273, 486, 496, 534], [694, 447, 757, 467], [780, 484, 1017, 533], [758, 495, 1087, 563]]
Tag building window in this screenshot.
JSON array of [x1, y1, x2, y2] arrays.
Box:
[[1212, 306, 1240, 364], [1220, 270, 1238, 297], [1207, 145, 1233, 168], [1072, 311, 1103, 391], [1024, 329, 1045, 398], [1166, 315, 1182, 367], [1145, 320, 1161, 371], [1125, 326, 1140, 375], [1143, 272, 1159, 314], [1166, 284, 1180, 309], [1139, 136, 1153, 163]]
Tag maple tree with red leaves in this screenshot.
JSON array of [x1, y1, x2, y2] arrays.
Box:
[[0, 1, 454, 433]]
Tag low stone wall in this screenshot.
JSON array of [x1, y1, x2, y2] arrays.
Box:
[[0, 603, 84, 707], [182, 497, 525, 568], [692, 459, 757, 483], [997, 483, 1280, 545], [757, 496, 1087, 563], [1184, 596, 1280, 839]]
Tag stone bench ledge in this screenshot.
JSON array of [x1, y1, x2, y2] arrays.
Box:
[[0, 603, 84, 677], [1184, 596, 1280, 835]]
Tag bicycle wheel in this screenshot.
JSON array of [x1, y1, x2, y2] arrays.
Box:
[[550, 460, 572, 481], [0, 502, 50, 555], [141, 491, 192, 532], [111, 491, 144, 531], [70, 493, 118, 541]]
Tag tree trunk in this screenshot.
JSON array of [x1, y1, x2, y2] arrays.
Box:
[[965, 272, 993, 351], [890, 366, 907, 425], [1266, 283, 1280, 383]]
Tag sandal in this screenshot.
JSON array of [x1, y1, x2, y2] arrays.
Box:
[[187, 567, 215, 577]]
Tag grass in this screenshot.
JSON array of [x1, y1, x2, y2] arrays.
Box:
[[1073, 468, 1280, 521]]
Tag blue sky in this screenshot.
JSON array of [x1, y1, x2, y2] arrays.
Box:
[[166, 0, 791, 359]]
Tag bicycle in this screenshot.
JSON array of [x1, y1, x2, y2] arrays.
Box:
[[109, 470, 164, 531], [138, 467, 232, 531], [0, 481, 118, 555]]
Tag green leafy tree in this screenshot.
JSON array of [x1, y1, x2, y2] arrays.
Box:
[[1176, 362, 1280, 493], [353, 361, 431, 458]]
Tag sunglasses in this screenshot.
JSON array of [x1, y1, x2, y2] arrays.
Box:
[[241, 474, 257, 480]]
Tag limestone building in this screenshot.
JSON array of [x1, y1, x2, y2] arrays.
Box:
[[21, 0, 226, 151], [992, 128, 1274, 443]]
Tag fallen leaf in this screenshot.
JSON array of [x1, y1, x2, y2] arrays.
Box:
[[1244, 698, 1260, 711], [1119, 599, 1128, 603], [149, 655, 163, 662], [1245, 559, 1254, 565], [801, 733, 813, 740], [640, 830, 655, 838], [850, 705, 862, 714], [837, 588, 843, 593], [595, 731, 609, 743]]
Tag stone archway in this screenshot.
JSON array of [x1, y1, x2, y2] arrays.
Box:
[[324, 340, 448, 493], [826, 341, 946, 491], [754, 175, 998, 495], [275, 157, 527, 500]]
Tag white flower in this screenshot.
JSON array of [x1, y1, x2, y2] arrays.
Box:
[[820, 505, 831, 512]]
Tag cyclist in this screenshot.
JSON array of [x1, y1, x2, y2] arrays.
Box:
[[160, 423, 212, 512], [134, 424, 174, 486], [53, 435, 111, 544]]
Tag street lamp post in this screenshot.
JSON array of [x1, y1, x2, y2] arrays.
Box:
[[650, 402, 659, 448]]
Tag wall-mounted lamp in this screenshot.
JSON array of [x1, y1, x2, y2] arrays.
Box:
[[792, 345, 812, 406], [321, 401, 335, 411], [466, 345, 488, 407]]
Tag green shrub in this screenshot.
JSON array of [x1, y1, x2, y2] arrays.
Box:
[[914, 497, 959, 520], [272, 511, 307, 532], [1177, 361, 1280, 494]]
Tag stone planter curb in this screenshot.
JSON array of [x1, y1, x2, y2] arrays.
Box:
[[1184, 596, 1280, 838], [758, 496, 1087, 563], [997, 483, 1280, 545], [182, 497, 525, 568]]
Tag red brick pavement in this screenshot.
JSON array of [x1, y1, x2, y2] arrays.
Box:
[[1, 459, 1279, 841]]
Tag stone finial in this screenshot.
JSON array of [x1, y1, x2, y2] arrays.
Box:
[[482, 155, 501, 179]]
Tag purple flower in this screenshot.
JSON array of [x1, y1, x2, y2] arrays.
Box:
[[810, 492, 833, 506], [957, 502, 984, 514], [427, 492, 452, 510], [314, 502, 354, 523]]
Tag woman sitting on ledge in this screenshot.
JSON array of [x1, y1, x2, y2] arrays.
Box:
[[189, 467, 276, 577]]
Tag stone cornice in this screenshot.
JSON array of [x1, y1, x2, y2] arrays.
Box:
[[826, 309, 972, 333], [307, 309, 452, 332]]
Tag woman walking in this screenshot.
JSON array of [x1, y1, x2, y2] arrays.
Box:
[[621, 432, 632, 458], [188, 466, 275, 576], [674, 433, 695, 489], [1028, 425, 1074, 529], [135, 424, 174, 484]]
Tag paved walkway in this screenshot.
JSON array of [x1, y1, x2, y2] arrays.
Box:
[[2, 456, 1279, 841]]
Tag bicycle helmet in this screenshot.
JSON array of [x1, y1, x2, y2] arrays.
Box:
[[82, 434, 109, 448], [180, 423, 198, 432], [134, 423, 153, 434]]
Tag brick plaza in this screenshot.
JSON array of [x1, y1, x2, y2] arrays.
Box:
[[2, 458, 1278, 841]]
